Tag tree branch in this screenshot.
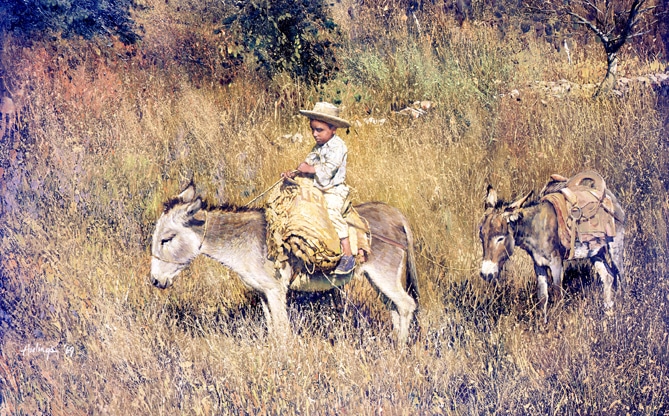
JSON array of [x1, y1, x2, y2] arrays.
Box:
[[568, 11, 610, 42]]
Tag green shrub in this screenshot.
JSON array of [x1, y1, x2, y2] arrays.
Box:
[[222, 0, 341, 85], [0, 0, 141, 44]]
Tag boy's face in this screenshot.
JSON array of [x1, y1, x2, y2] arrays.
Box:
[[310, 119, 337, 145]]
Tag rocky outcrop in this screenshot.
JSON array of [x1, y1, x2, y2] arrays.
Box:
[[499, 72, 669, 100]]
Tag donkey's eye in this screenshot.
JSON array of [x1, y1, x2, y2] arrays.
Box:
[[161, 235, 175, 245], [495, 236, 505, 244]]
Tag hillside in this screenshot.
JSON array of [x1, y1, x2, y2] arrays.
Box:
[[1, 0, 668, 414]]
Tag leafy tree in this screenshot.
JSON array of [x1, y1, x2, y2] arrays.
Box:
[[0, 0, 141, 44], [222, 0, 341, 85]]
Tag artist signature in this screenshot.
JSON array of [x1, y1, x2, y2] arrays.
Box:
[[20, 343, 75, 360]]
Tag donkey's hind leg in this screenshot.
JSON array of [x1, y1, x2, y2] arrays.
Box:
[[593, 260, 615, 310], [608, 226, 625, 291], [362, 259, 416, 345]]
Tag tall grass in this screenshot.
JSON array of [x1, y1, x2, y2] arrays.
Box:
[[1, 0, 668, 414]]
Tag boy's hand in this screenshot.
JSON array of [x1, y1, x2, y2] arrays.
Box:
[[281, 169, 299, 179], [296, 162, 315, 174]]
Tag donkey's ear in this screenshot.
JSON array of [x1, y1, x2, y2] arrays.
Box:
[[185, 198, 202, 217], [508, 190, 533, 210], [178, 183, 197, 203], [503, 190, 532, 223], [485, 185, 498, 209]]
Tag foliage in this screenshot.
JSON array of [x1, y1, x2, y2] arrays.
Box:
[[0, 0, 141, 44], [222, 0, 341, 85]]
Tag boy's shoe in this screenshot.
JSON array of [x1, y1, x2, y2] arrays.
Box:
[[334, 255, 356, 275]]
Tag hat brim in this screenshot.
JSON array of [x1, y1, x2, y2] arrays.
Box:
[[299, 110, 350, 128]]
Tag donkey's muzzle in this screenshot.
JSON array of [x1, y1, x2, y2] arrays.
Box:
[[481, 272, 496, 282], [480, 260, 499, 282], [151, 276, 169, 289]]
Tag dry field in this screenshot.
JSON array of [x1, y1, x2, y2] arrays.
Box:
[[1, 1, 668, 414]]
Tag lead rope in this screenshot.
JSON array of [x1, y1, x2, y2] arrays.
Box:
[[198, 210, 208, 252], [244, 170, 298, 207], [244, 178, 283, 207]]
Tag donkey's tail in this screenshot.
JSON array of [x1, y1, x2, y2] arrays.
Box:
[[403, 218, 421, 305]]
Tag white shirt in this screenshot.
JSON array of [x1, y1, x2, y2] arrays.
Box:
[[305, 135, 347, 191]]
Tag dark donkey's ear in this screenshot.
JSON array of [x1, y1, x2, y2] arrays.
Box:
[[485, 185, 498, 209], [503, 190, 533, 223], [508, 190, 533, 210]]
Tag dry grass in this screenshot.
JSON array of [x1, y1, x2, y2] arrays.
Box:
[[1, 1, 668, 414]]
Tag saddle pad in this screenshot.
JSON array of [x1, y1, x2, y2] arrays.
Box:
[[285, 181, 341, 257], [541, 192, 572, 251]]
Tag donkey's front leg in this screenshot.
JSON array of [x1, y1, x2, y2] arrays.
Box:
[[549, 258, 565, 305], [534, 264, 550, 324], [263, 286, 290, 338], [244, 262, 290, 339]]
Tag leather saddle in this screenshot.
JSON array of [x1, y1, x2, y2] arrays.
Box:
[[540, 171, 619, 259]]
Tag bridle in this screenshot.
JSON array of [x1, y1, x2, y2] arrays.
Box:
[[151, 211, 209, 266], [480, 211, 515, 266]]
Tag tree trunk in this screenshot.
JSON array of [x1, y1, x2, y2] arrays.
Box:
[[595, 51, 618, 97]]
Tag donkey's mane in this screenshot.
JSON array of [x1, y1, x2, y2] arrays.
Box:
[[162, 196, 264, 214], [206, 202, 264, 214], [492, 192, 541, 211], [524, 193, 541, 206]]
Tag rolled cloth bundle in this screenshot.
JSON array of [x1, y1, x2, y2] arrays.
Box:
[[265, 177, 342, 271]]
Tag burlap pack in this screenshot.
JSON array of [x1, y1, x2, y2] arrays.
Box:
[[265, 177, 343, 271]]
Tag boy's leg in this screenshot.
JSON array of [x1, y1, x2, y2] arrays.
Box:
[[323, 191, 350, 244], [340, 236, 353, 256], [324, 188, 356, 274]]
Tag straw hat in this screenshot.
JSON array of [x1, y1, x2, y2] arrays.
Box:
[[299, 102, 350, 128]]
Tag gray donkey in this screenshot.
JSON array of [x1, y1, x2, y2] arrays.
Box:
[[150, 184, 420, 344]]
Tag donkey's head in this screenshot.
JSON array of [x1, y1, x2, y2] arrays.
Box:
[[150, 184, 205, 289], [478, 185, 532, 282]]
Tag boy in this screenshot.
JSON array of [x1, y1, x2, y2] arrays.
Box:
[[282, 102, 355, 275]]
